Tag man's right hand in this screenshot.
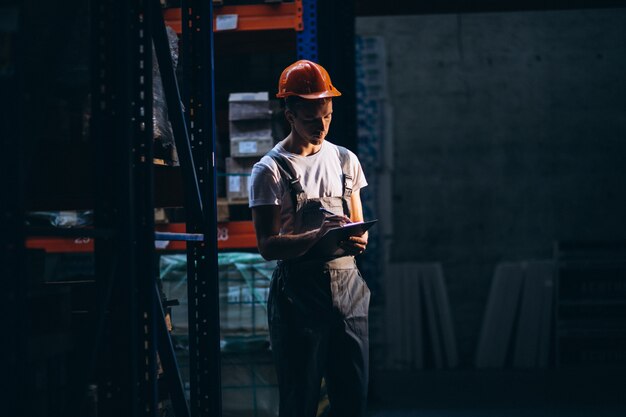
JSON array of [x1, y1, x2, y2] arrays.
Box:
[[253, 205, 349, 260], [317, 214, 351, 238]]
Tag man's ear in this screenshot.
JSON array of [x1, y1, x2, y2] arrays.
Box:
[[285, 109, 296, 125]]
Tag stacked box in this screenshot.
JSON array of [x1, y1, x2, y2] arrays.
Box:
[[226, 157, 255, 203], [229, 92, 273, 158], [217, 198, 230, 222], [229, 120, 273, 158], [229, 92, 272, 121]]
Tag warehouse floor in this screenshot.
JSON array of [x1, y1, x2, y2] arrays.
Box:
[[368, 409, 626, 417], [367, 369, 626, 417]]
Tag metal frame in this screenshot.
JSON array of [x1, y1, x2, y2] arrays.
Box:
[[181, 1, 223, 415], [12, 0, 219, 413], [91, 0, 206, 415], [2, 4, 26, 416], [129, 0, 158, 412], [297, 0, 318, 61], [155, 284, 191, 417], [92, 0, 158, 415], [164, 1, 303, 34]]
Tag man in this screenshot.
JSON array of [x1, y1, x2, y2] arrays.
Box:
[[248, 60, 370, 417]]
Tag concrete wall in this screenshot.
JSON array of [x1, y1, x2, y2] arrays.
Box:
[[356, 9, 626, 365]]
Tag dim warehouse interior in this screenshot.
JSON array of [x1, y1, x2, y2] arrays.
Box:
[[3, 1, 626, 416]]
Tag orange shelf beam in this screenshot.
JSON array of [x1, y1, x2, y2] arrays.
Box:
[[163, 1, 303, 34], [156, 221, 258, 251], [25, 221, 258, 253], [26, 236, 95, 254]]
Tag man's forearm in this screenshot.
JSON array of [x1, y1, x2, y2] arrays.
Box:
[[258, 229, 320, 260]]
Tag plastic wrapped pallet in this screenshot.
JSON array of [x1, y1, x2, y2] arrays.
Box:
[[159, 254, 331, 417], [159, 252, 275, 338], [152, 25, 180, 165], [220, 252, 274, 337], [26, 210, 93, 228]]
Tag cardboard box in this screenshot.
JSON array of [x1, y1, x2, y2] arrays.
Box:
[[228, 92, 275, 157], [229, 119, 273, 157], [230, 136, 273, 158], [217, 197, 230, 222], [226, 157, 256, 203], [229, 119, 272, 140], [228, 92, 271, 121], [154, 207, 169, 224]]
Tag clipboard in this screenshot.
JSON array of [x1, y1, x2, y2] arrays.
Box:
[[305, 219, 378, 258]]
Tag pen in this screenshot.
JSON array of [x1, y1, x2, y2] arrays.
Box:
[[319, 207, 337, 217]]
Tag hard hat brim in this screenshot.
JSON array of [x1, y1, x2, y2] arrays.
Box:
[[276, 88, 342, 99]]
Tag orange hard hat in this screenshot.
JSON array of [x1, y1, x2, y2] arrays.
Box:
[[276, 60, 342, 99]]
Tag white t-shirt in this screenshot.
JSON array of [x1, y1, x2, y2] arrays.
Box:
[[249, 140, 368, 235]]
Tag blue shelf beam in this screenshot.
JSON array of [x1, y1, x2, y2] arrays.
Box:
[[297, 0, 318, 61]]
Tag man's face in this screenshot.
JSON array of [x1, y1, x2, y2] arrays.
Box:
[[287, 99, 333, 146]]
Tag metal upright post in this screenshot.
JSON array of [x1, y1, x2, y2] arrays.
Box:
[[93, 0, 158, 416], [181, 1, 223, 416], [129, 0, 159, 413], [1, 4, 25, 416], [92, 2, 127, 411], [297, 0, 318, 62]]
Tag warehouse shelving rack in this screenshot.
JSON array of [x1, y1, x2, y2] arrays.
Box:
[[26, 221, 257, 253], [165, 1, 304, 33], [87, 0, 194, 415], [3, 4, 25, 417], [4, 0, 221, 416], [3, 0, 335, 416]]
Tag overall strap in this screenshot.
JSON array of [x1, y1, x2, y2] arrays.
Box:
[[337, 146, 353, 218], [267, 149, 306, 211]]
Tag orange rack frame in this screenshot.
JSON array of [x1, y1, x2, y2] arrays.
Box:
[[163, 0, 303, 34], [25, 221, 258, 253]]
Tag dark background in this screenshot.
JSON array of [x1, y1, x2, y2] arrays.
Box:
[[357, 8, 626, 364]]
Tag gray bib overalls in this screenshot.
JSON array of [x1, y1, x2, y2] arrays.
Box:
[[266, 146, 370, 417]]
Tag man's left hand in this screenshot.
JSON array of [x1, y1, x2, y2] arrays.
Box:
[[340, 233, 368, 256]]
